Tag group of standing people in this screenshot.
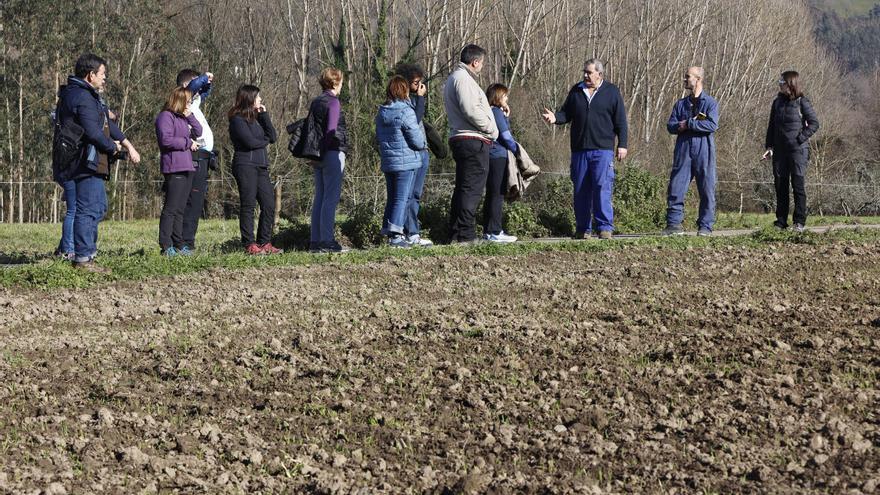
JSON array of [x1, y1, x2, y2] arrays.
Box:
[[51, 49, 820, 271]]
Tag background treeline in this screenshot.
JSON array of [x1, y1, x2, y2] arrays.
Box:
[[1, 0, 879, 228]]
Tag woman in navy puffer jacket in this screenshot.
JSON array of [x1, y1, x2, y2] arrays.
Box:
[[375, 76, 427, 248]]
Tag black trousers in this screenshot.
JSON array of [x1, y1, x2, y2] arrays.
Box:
[[182, 156, 210, 248], [448, 139, 490, 242], [483, 156, 508, 235], [773, 148, 808, 226], [233, 164, 275, 245], [159, 171, 195, 250]]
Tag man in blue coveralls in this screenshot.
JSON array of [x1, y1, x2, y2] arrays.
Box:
[[542, 59, 628, 240], [662, 66, 719, 236]]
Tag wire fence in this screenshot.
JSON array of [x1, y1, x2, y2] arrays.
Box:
[[1, 170, 879, 224]]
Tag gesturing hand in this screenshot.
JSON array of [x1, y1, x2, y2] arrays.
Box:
[[190, 141, 200, 152], [541, 108, 556, 124]]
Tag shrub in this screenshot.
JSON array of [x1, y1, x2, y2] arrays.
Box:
[[612, 164, 666, 233], [341, 203, 384, 248], [418, 193, 452, 243], [503, 201, 549, 238], [529, 178, 575, 237]]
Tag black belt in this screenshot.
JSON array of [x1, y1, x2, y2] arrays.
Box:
[[192, 149, 214, 161]]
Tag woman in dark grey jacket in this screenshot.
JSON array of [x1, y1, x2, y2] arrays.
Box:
[[228, 84, 282, 255], [762, 71, 820, 232]]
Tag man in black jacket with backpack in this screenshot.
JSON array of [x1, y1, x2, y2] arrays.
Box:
[[54, 53, 141, 273]]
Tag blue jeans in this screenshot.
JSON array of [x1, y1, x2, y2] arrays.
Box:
[[571, 149, 615, 233], [404, 150, 429, 236], [57, 179, 77, 254], [311, 151, 345, 248], [73, 175, 107, 262], [666, 137, 716, 229], [382, 169, 417, 236]]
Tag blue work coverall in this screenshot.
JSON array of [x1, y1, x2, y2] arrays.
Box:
[[665, 93, 719, 230]]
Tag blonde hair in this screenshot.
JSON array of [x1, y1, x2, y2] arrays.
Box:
[[319, 67, 343, 90], [164, 87, 192, 115]]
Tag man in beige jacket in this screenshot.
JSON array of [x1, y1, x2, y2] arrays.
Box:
[[444, 44, 499, 243]]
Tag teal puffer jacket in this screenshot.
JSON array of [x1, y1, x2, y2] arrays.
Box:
[[375, 100, 426, 172]]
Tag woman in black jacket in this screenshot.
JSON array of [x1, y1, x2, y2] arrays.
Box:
[[228, 85, 282, 254], [762, 71, 820, 232]]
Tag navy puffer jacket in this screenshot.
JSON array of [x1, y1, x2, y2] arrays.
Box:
[[375, 100, 426, 173]]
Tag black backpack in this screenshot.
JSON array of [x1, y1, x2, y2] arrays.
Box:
[[286, 115, 321, 161], [51, 98, 84, 182]]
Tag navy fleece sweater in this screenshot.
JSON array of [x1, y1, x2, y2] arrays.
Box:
[[553, 81, 628, 152]]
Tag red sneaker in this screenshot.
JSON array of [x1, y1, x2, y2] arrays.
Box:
[[245, 243, 265, 255], [260, 243, 283, 255]]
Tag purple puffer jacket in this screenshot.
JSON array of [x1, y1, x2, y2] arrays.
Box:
[[155, 110, 203, 174]]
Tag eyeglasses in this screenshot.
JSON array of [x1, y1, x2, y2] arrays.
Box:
[[777, 80, 787, 85]]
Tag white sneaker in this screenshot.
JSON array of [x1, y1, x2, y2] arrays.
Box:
[[483, 231, 517, 243], [406, 234, 434, 247]]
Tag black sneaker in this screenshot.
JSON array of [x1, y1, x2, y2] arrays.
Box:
[[773, 220, 787, 230], [320, 241, 350, 253], [661, 224, 685, 236]]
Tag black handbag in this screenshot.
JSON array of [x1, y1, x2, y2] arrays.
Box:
[[423, 121, 448, 159]]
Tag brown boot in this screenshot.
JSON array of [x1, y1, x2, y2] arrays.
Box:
[[72, 260, 112, 274]]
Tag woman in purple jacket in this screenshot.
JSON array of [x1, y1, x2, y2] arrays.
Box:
[[155, 87, 202, 256]]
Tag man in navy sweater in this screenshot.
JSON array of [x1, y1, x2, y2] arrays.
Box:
[[543, 59, 628, 239]]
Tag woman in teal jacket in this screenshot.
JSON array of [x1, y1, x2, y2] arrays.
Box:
[[375, 76, 427, 248]]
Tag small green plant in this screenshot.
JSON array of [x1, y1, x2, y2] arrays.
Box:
[[503, 201, 549, 238], [418, 193, 452, 243], [612, 164, 666, 233], [340, 203, 383, 248]]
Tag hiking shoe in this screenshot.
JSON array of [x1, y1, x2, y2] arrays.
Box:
[[72, 260, 111, 274], [245, 243, 265, 255], [483, 231, 517, 243], [792, 223, 806, 233], [179, 246, 194, 256], [407, 234, 434, 247], [773, 220, 787, 230], [573, 231, 589, 240], [598, 230, 613, 240], [162, 246, 179, 257], [697, 227, 712, 237], [320, 241, 350, 253], [662, 224, 685, 236], [388, 235, 412, 249], [260, 243, 283, 254]]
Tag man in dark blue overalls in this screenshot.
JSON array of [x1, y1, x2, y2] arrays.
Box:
[[663, 66, 719, 236]]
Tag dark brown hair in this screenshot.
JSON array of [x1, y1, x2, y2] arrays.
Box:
[[385, 75, 409, 103], [780, 71, 803, 100], [485, 83, 509, 107], [228, 84, 260, 122], [163, 87, 192, 115]]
